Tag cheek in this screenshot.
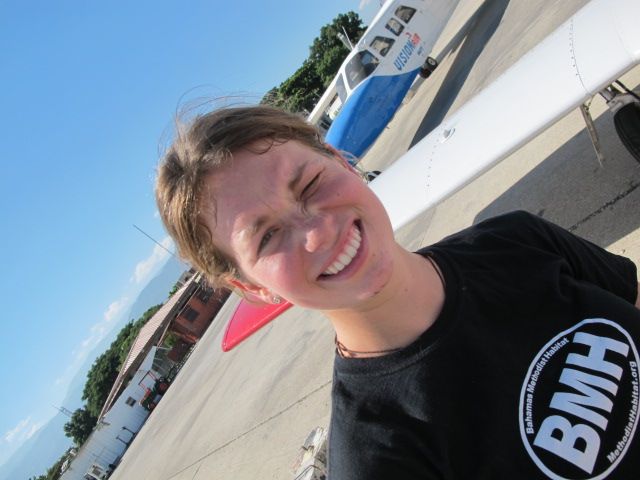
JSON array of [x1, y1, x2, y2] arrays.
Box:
[[252, 252, 304, 290]]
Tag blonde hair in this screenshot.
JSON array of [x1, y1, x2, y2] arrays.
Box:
[[155, 105, 334, 287]]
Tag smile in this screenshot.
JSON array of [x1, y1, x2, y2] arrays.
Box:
[[322, 223, 362, 276]]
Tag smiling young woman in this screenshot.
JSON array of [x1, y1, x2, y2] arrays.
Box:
[[156, 107, 443, 353], [156, 105, 640, 479]]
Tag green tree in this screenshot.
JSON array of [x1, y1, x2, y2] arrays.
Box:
[[83, 350, 121, 417], [275, 60, 324, 112], [64, 407, 97, 446], [261, 11, 366, 111], [168, 281, 180, 297], [260, 87, 282, 107], [309, 11, 367, 86]]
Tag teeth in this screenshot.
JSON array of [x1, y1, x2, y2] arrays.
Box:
[[345, 244, 357, 257], [338, 253, 351, 265], [322, 224, 362, 276]]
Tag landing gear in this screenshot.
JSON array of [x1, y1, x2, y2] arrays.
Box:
[[581, 81, 640, 164], [419, 56, 438, 79], [602, 82, 640, 164], [614, 102, 640, 163]]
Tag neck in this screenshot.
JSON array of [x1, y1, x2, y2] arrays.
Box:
[[326, 248, 445, 357]]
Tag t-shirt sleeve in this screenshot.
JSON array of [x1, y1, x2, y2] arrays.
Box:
[[328, 378, 445, 480], [484, 211, 638, 304], [327, 426, 443, 480]]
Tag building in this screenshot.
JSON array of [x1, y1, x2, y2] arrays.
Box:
[[99, 274, 230, 419], [59, 348, 161, 480], [60, 273, 230, 479]]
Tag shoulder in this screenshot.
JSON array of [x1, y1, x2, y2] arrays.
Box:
[[455, 210, 543, 239], [425, 210, 546, 251], [417, 210, 575, 274]]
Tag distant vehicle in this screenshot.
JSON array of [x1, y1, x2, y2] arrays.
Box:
[[83, 462, 112, 480], [139, 367, 177, 411], [308, 0, 461, 157], [140, 384, 164, 411]]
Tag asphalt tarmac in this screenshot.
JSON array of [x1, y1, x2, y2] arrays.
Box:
[[110, 1, 640, 478]]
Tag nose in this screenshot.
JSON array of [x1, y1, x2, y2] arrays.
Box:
[[301, 212, 335, 253]]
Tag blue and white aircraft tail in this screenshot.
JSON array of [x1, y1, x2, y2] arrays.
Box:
[[308, 0, 461, 158]]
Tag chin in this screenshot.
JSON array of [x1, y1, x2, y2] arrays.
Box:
[[354, 271, 394, 303]]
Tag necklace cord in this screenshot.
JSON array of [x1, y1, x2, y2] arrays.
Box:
[[424, 252, 445, 287], [334, 335, 402, 358]]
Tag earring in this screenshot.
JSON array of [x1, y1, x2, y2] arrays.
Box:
[[271, 295, 282, 304]]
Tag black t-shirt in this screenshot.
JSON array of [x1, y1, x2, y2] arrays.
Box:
[[328, 211, 639, 479]]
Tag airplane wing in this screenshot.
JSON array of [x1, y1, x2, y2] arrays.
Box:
[[371, 0, 640, 230]]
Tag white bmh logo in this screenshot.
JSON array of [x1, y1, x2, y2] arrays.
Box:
[[519, 318, 639, 480]]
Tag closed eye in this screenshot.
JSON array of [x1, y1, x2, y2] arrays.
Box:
[[301, 173, 321, 199], [258, 228, 277, 254]]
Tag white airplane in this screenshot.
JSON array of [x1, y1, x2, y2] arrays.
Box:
[[307, 0, 461, 158], [222, 0, 640, 352]]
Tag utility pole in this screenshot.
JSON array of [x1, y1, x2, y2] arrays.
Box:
[[54, 405, 74, 417]]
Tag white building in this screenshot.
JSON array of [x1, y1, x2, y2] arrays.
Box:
[[59, 347, 162, 480]]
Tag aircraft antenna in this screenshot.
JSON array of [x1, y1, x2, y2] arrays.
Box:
[[133, 224, 190, 266], [133, 224, 174, 256], [337, 27, 354, 50]]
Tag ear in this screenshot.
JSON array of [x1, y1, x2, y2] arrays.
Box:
[[228, 278, 278, 304]]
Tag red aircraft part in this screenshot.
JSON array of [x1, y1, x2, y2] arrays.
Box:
[[222, 299, 293, 351]]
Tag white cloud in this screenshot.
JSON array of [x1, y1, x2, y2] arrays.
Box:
[[4, 417, 30, 443], [76, 296, 131, 360], [104, 298, 128, 324], [131, 236, 174, 284], [3, 417, 43, 445], [54, 295, 132, 390], [25, 420, 44, 440], [359, 0, 373, 10]]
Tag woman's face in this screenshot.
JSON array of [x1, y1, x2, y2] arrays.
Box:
[[201, 140, 398, 311]]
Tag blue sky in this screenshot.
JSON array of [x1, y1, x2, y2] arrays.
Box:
[[0, 0, 378, 466]]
